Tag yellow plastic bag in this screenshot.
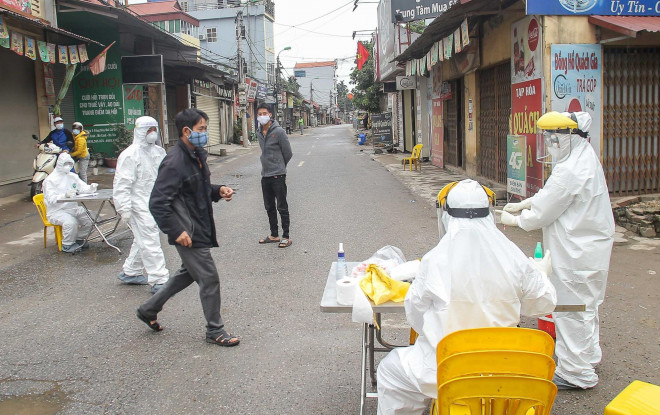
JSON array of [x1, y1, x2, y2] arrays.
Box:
[[360, 264, 410, 305]]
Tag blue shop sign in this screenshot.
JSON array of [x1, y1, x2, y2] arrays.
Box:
[[527, 0, 660, 15]]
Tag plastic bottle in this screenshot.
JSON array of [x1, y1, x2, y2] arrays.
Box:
[[336, 243, 347, 280], [534, 242, 543, 261]]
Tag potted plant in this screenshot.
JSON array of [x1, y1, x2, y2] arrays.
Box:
[[105, 124, 133, 168]]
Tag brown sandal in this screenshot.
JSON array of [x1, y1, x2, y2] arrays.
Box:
[[259, 236, 280, 244]]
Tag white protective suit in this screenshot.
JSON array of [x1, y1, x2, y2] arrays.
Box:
[[507, 121, 615, 388], [43, 153, 94, 247], [113, 116, 169, 285], [377, 180, 557, 415]]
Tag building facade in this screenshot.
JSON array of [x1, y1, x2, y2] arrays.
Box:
[[294, 61, 338, 125]]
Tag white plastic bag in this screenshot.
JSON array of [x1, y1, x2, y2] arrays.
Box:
[[389, 260, 421, 282], [350, 245, 407, 278]]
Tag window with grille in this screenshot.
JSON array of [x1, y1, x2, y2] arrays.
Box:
[[180, 1, 188, 11], [207, 28, 217, 42]]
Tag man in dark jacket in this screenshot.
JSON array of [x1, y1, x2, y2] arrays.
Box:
[[39, 116, 74, 152], [136, 108, 239, 347], [256, 104, 293, 248]]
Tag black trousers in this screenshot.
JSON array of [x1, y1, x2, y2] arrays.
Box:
[[261, 175, 289, 239]]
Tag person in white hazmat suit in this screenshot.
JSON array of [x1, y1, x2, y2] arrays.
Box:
[[43, 153, 97, 253], [113, 116, 170, 294], [499, 111, 615, 390], [377, 179, 557, 415]]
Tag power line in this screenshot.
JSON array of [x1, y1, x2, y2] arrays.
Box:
[[272, 0, 353, 39]]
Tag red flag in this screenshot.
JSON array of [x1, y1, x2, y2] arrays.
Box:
[[357, 41, 369, 71], [88, 41, 115, 76]]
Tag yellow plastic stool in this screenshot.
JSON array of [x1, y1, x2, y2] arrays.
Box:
[[604, 380, 660, 415], [33, 193, 63, 251]]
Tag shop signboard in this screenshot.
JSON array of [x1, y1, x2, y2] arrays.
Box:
[[391, 0, 458, 23], [377, 0, 396, 80], [73, 45, 123, 156], [294, 70, 305, 78], [256, 83, 267, 100], [551, 44, 602, 157], [527, 0, 660, 15], [0, 0, 30, 14], [511, 78, 543, 197], [123, 85, 144, 131], [511, 15, 544, 197], [507, 135, 527, 197], [287, 95, 294, 109], [371, 112, 393, 146]]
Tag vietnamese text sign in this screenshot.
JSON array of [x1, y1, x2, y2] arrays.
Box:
[[391, 0, 458, 23], [511, 78, 544, 197], [507, 135, 527, 196], [527, 0, 660, 15], [123, 85, 144, 131], [73, 45, 123, 156], [371, 112, 393, 145], [551, 44, 602, 157], [294, 70, 306, 78]]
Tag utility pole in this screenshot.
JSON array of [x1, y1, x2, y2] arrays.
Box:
[[310, 82, 313, 127], [275, 55, 281, 120], [236, 11, 249, 147]]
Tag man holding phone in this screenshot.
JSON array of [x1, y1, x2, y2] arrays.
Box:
[[136, 108, 239, 347]]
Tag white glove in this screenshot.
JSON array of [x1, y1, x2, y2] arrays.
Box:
[[528, 250, 552, 278], [499, 211, 520, 227], [90, 183, 98, 192], [120, 211, 132, 223], [65, 189, 76, 198], [503, 198, 532, 213]]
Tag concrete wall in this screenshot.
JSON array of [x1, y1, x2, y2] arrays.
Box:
[[190, 4, 273, 84], [463, 72, 478, 177]]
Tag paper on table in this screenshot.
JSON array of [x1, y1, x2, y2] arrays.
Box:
[[76, 192, 99, 198], [352, 287, 373, 324]]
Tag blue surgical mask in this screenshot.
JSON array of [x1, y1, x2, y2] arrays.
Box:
[[188, 131, 208, 147], [72, 129, 81, 135]]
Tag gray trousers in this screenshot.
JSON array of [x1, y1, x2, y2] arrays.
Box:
[[77, 154, 90, 183], [138, 245, 224, 338]]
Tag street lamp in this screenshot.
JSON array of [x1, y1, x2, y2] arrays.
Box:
[[275, 46, 291, 119]]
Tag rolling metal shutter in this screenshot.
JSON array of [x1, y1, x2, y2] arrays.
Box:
[[194, 94, 221, 148]]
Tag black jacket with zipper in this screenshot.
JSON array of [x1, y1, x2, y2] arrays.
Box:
[[149, 140, 223, 248]]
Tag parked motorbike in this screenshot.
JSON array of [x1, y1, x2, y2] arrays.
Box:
[[29, 134, 77, 197]]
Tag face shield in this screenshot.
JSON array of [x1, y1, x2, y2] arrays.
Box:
[[536, 129, 573, 165]]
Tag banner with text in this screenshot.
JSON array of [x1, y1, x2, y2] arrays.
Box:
[[551, 44, 602, 157], [391, 0, 457, 23], [511, 79, 544, 197], [371, 112, 393, 146], [507, 135, 527, 197], [527, 0, 660, 15]]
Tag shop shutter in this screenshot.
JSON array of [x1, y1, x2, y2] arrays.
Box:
[[53, 64, 76, 124], [478, 62, 510, 184], [194, 94, 221, 148], [603, 47, 660, 195]]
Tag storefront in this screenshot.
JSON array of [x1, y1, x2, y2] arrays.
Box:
[[0, 9, 98, 185]]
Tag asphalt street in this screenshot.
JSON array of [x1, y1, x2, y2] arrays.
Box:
[[0, 125, 439, 414], [1, 124, 659, 415]]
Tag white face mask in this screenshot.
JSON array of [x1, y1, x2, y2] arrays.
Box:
[[145, 131, 158, 144], [257, 115, 271, 126], [55, 123, 64, 130]]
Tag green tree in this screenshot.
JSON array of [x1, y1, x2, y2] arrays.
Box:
[[336, 80, 354, 113], [349, 40, 383, 113]]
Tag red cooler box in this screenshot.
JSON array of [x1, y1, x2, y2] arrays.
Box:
[[538, 314, 556, 339]]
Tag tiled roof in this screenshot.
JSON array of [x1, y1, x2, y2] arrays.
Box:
[[128, 1, 182, 16]]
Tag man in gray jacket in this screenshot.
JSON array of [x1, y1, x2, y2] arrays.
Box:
[[256, 104, 293, 248]]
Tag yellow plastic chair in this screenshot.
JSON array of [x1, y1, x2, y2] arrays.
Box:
[[437, 376, 557, 415], [437, 327, 555, 363], [33, 193, 63, 251], [604, 380, 660, 415], [402, 144, 423, 171], [437, 350, 556, 386]]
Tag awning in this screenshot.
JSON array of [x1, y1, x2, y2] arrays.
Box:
[[0, 8, 103, 45], [588, 16, 660, 38], [394, 0, 518, 62]]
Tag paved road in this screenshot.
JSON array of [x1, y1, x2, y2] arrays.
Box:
[[0, 125, 438, 414], [2, 124, 659, 415]]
